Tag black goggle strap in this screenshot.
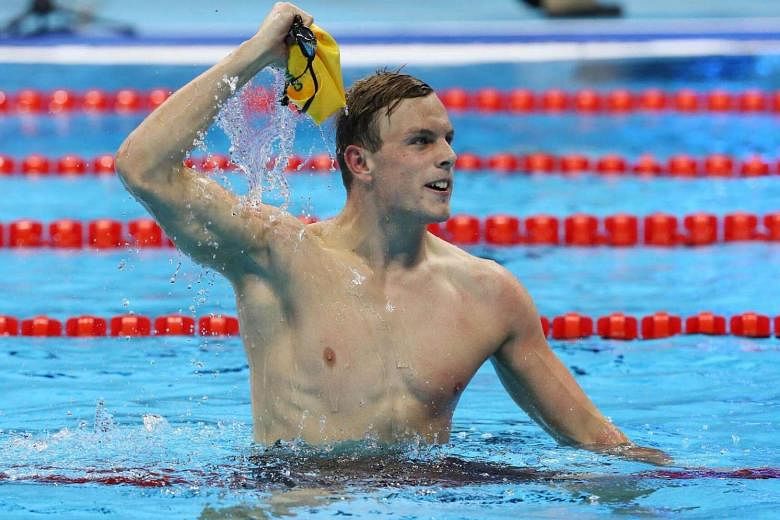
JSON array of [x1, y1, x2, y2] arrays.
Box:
[[280, 17, 319, 113], [280, 53, 318, 113]]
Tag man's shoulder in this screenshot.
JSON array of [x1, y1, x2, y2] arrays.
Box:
[[429, 234, 525, 299]]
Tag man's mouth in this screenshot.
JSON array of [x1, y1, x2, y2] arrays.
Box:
[[425, 180, 450, 192]]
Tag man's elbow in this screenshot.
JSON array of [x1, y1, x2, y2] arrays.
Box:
[[115, 135, 172, 194], [115, 136, 146, 189]]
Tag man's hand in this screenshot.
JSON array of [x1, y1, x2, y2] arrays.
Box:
[[253, 2, 314, 68], [601, 443, 673, 466]]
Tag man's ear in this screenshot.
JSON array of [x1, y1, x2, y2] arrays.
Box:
[[343, 144, 373, 185]]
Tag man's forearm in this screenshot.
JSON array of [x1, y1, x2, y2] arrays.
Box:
[[116, 34, 277, 183]]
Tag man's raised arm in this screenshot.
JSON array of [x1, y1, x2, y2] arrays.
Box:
[[490, 270, 672, 466], [115, 3, 312, 276]]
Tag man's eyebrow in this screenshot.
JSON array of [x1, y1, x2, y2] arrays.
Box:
[[404, 128, 455, 139]]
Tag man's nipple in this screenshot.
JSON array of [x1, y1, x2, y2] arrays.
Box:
[[323, 347, 336, 367]]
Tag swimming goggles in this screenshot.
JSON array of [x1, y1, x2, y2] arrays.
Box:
[[280, 15, 319, 114]]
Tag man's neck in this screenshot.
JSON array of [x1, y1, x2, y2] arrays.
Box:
[[327, 199, 431, 271]]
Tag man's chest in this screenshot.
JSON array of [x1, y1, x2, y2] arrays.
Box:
[[293, 276, 504, 403]]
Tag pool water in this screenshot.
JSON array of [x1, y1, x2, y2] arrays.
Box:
[[1, 57, 780, 518]]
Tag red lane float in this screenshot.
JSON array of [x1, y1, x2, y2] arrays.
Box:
[[521, 152, 556, 173], [525, 215, 559, 245], [560, 154, 590, 173], [707, 90, 733, 112], [673, 89, 700, 112], [633, 154, 664, 175], [551, 312, 593, 340], [641, 312, 682, 339], [455, 153, 482, 171], [201, 154, 232, 172], [573, 89, 602, 112], [541, 89, 569, 111], [704, 154, 734, 177], [446, 215, 481, 245], [50, 219, 84, 248], [668, 154, 698, 177], [0, 316, 19, 336], [764, 213, 780, 241], [739, 90, 767, 112], [66, 315, 107, 337], [484, 215, 521, 245], [89, 219, 124, 248], [508, 89, 535, 112], [685, 312, 727, 335], [147, 88, 171, 110], [110, 314, 152, 336], [487, 153, 520, 172], [606, 89, 635, 112], [440, 88, 470, 111], [93, 154, 116, 174], [639, 88, 667, 111], [0, 154, 14, 175], [304, 154, 335, 172], [21, 154, 50, 175], [604, 214, 638, 246], [154, 315, 195, 336], [643, 213, 679, 246], [597, 312, 638, 340], [57, 155, 87, 175], [474, 88, 504, 112], [128, 219, 164, 247], [724, 212, 759, 241], [564, 214, 598, 246], [199, 315, 240, 336], [595, 155, 627, 174], [730, 312, 771, 338], [9, 220, 44, 247], [683, 213, 718, 246], [741, 156, 771, 176], [21, 316, 62, 336], [49, 89, 80, 113], [16, 89, 44, 113], [115, 89, 143, 112], [82, 89, 111, 112]]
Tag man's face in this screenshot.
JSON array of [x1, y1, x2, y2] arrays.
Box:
[[367, 94, 456, 223]]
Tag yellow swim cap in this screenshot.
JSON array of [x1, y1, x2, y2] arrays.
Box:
[[284, 23, 346, 125]]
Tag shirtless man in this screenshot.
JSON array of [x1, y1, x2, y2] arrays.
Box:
[[116, 2, 669, 465]]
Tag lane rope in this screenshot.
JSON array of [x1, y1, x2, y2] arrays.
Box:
[[4, 87, 780, 115], [0, 213, 778, 248], [0, 311, 776, 340], [1, 152, 779, 177]]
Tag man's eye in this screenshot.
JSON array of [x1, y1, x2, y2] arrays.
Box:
[[411, 136, 430, 145]]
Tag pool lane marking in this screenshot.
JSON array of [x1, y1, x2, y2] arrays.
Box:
[[3, 39, 780, 65], [1, 466, 778, 488]]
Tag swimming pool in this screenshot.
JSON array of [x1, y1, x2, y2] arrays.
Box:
[[2, 50, 780, 519]]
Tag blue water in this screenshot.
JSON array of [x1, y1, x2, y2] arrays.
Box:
[[2, 58, 780, 518]]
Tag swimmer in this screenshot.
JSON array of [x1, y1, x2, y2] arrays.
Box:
[[116, 2, 670, 466]]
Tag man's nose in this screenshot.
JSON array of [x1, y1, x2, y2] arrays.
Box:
[[437, 141, 456, 170]]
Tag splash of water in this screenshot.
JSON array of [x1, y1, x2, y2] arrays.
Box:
[[216, 70, 298, 209]]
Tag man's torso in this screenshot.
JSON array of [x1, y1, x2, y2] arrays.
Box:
[[233, 230, 510, 445]]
